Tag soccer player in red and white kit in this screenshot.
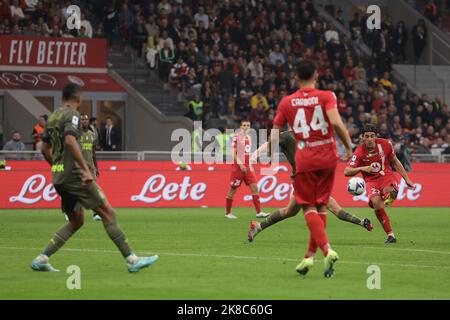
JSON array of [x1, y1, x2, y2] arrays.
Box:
[[344, 124, 414, 244], [225, 120, 269, 219], [272, 60, 353, 277]]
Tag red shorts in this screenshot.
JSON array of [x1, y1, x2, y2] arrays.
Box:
[[366, 174, 399, 201], [229, 167, 257, 188], [293, 168, 335, 206]]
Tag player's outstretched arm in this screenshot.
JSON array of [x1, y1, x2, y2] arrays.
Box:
[[391, 154, 414, 187], [41, 141, 53, 166], [326, 108, 352, 160], [65, 135, 93, 184], [344, 165, 372, 176]]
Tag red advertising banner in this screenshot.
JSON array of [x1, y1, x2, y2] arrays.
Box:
[[0, 161, 449, 209], [0, 35, 107, 70], [0, 71, 124, 92]]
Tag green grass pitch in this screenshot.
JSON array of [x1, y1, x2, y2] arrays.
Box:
[[0, 207, 449, 299]]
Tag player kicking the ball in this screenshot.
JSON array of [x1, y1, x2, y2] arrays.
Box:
[[344, 124, 414, 244], [225, 120, 269, 219], [270, 60, 353, 277], [248, 130, 373, 243], [31, 84, 158, 273]]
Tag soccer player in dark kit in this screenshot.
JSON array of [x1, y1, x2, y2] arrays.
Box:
[[31, 84, 159, 273]]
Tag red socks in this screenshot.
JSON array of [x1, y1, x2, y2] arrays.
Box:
[[227, 195, 261, 215], [226, 198, 233, 215], [305, 213, 328, 258], [304, 211, 330, 257], [375, 208, 393, 235], [252, 195, 261, 213]]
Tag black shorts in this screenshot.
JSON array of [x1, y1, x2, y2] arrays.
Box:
[[54, 181, 105, 213]]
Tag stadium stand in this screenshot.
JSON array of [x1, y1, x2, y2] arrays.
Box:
[[0, 0, 449, 160]]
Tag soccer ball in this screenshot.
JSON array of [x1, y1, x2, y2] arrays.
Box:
[[347, 177, 366, 196]]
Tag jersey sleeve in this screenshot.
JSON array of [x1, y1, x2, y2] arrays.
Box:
[[273, 97, 287, 128], [348, 147, 362, 168], [323, 91, 337, 111], [385, 139, 395, 160], [64, 110, 81, 138], [231, 136, 237, 149]]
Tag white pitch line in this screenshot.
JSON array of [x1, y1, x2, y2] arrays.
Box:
[[3, 237, 450, 256], [336, 245, 450, 256], [1, 246, 450, 270]]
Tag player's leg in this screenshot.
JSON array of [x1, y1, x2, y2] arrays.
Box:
[[226, 170, 242, 219], [246, 170, 269, 218], [248, 193, 301, 242], [92, 198, 159, 272], [371, 194, 396, 243], [31, 186, 83, 272], [383, 180, 399, 207], [327, 197, 373, 231], [248, 182, 269, 218], [225, 186, 238, 219]]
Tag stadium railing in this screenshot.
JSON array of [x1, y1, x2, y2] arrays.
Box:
[[0, 151, 448, 163]]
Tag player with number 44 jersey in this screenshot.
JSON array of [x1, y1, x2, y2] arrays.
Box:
[[272, 60, 353, 278]]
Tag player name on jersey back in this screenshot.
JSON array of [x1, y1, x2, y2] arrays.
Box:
[[273, 88, 339, 173]]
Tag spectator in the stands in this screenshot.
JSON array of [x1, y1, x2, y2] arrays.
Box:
[[0, 0, 12, 21], [249, 102, 267, 130], [231, 90, 251, 124], [32, 115, 46, 151], [131, 15, 148, 58], [250, 90, 270, 110], [157, 0, 171, 15], [103, 2, 118, 48], [159, 30, 174, 50], [79, 11, 93, 38], [194, 6, 209, 30], [393, 20, 408, 63], [218, 63, 234, 115], [170, 56, 190, 93], [423, 0, 439, 25], [118, 3, 134, 45], [145, 33, 160, 69], [412, 19, 427, 64], [3, 130, 26, 155], [269, 44, 285, 66], [159, 40, 176, 82], [10, 0, 24, 21], [102, 117, 120, 151]]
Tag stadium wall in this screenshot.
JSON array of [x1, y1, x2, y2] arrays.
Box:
[[109, 70, 193, 152], [1, 161, 449, 209], [2, 90, 49, 148]]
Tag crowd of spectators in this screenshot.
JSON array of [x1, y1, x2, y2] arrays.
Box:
[[405, 0, 450, 35], [0, 0, 449, 158]]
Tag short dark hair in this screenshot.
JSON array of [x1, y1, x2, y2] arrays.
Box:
[[62, 83, 82, 101], [241, 119, 250, 125], [296, 59, 317, 81], [39, 114, 48, 121], [89, 117, 97, 124], [361, 124, 378, 135]]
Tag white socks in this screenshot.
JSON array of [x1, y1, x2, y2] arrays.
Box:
[[126, 253, 138, 264], [36, 254, 49, 263]]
